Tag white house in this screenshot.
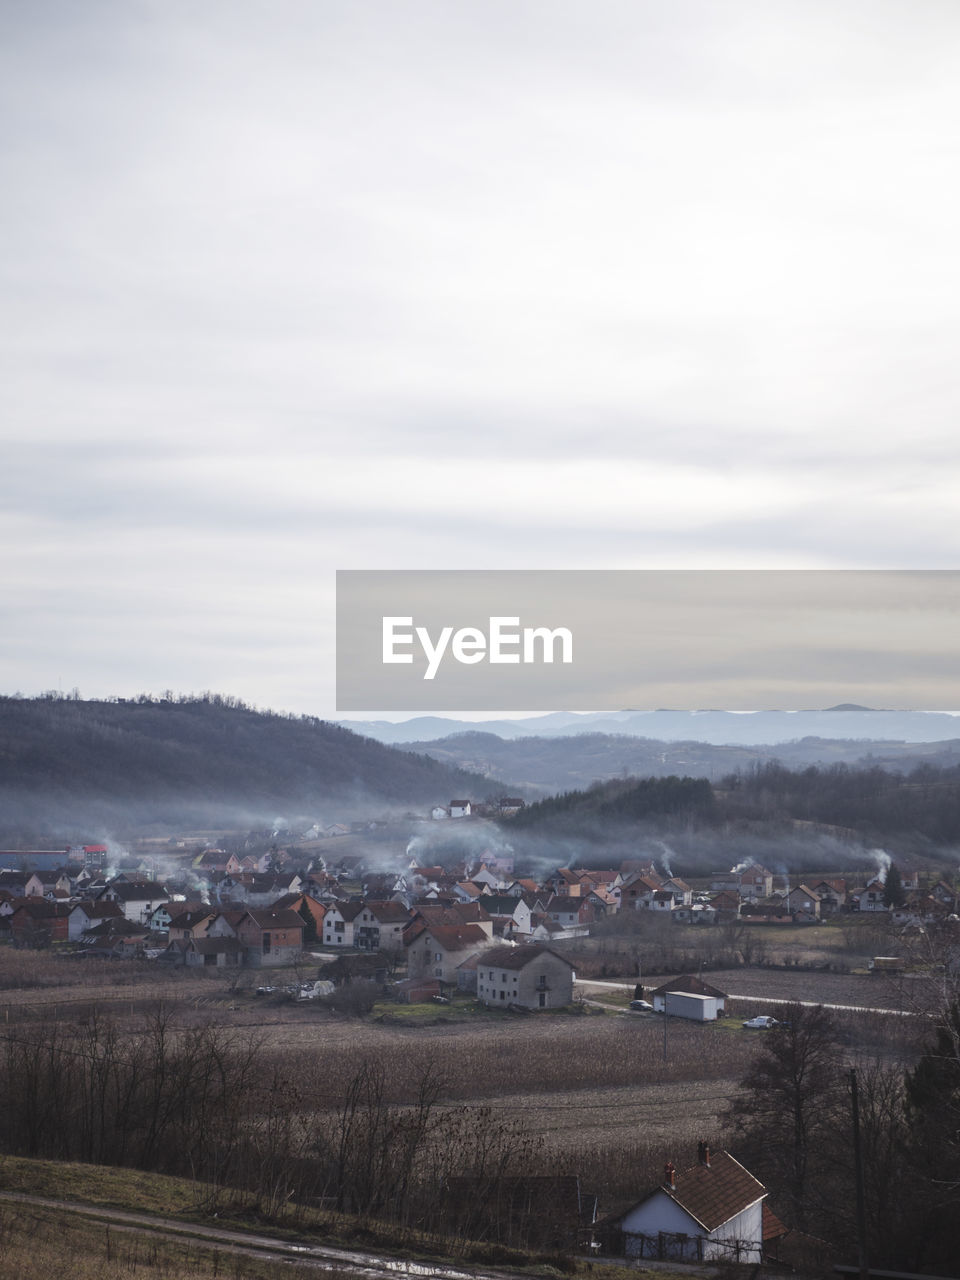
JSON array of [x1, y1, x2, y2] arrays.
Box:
[[96, 879, 168, 924], [322, 901, 364, 946], [611, 1145, 767, 1264]]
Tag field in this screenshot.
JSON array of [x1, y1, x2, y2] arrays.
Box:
[[0, 907, 938, 1252]]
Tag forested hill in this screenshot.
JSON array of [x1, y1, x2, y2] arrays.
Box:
[[0, 694, 497, 835], [506, 761, 960, 853]]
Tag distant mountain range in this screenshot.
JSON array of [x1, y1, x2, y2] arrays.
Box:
[[393, 729, 960, 795], [339, 705, 960, 746]]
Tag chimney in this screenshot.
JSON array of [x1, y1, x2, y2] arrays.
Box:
[[698, 1141, 711, 1168], [664, 1161, 676, 1190]]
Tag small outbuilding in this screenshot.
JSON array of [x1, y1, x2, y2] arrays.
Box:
[[649, 974, 727, 1014]]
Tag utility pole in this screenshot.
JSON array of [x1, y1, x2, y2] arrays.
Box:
[[662, 1005, 668, 1062], [849, 1068, 869, 1280]]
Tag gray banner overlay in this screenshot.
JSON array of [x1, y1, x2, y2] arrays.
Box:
[[336, 570, 960, 712]]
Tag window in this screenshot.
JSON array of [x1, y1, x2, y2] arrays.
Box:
[[263, 932, 271, 954], [499, 990, 505, 1000]]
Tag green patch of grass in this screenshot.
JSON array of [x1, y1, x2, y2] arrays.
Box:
[[0, 1155, 208, 1215], [372, 1000, 463, 1020]]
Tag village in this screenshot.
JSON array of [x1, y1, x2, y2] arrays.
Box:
[[0, 804, 956, 1275], [0, 798, 952, 1005]]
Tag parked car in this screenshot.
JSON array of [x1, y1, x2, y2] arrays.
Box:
[[743, 1015, 779, 1029], [629, 999, 654, 1012]]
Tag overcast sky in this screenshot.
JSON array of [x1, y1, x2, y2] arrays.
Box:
[[2, 1, 959, 717]]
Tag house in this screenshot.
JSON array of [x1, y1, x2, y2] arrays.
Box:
[[785, 885, 821, 920], [892, 895, 948, 928], [708, 890, 741, 917], [606, 1144, 768, 1264], [853, 879, 888, 912], [546, 868, 588, 897], [810, 878, 847, 914], [619, 873, 662, 910], [496, 797, 526, 817], [737, 865, 774, 901], [235, 908, 304, 966], [273, 892, 327, 945], [449, 800, 472, 819], [161, 936, 244, 967], [505, 878, 539, 897], [193, 849, 242, 875], [544, 896, 594, 930], [97, 879, 168, 924], [404, 901, 494, 945], [77, 917, 148, 954], [649, 974, 727, 1014], [407, 924, 495, 984], [322, 900, 364, 946], [10, 900, 71, 945], [33, 869, 73, 897], [476, 944, 575, 1009], [529, 914, 587, 942], [166, 908, 218, 941], [931, 880, 958, 908], [478, 894, 533, 937], [660, 877, 693, 906], [354, 900, 410, 952], [0, 871, 44, 899], [68, 900, 125, 941]]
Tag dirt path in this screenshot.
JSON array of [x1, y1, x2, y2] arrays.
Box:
[[0, 1189, 530, 1280], [0, 1188, 725, 1280]]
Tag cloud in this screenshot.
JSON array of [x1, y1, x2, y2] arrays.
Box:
[[2, 1, 960, 712]]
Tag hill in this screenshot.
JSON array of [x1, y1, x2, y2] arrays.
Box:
[[501, 759, 960, 875], [0, 694, 500, 840], [400, 729, 960, 794], [341, 705, 960, 745]]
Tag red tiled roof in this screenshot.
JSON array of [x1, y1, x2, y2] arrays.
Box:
[[479, 944, 574, 972], [662, 1150, 765, 1231], [422, 924, 490, 951], [241, 908, 304, 930], [366, 900, 411, 924], [762, 1200, 788, 1242]]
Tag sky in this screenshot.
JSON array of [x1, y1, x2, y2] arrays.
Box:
[[2, 0, 959, 719]]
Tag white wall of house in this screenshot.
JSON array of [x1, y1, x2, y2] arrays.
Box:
[[619, 1191, 763, 1264]]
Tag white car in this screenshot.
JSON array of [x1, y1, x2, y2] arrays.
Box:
[[742, 1015, 779, 1029]]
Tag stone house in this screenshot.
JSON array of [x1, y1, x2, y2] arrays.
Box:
[[407, 924, 494, 984], [476, 944, 575, 1009], [235, 907, 303, 967]]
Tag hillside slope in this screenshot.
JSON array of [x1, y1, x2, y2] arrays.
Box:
[[0, 695, 499, 838]]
